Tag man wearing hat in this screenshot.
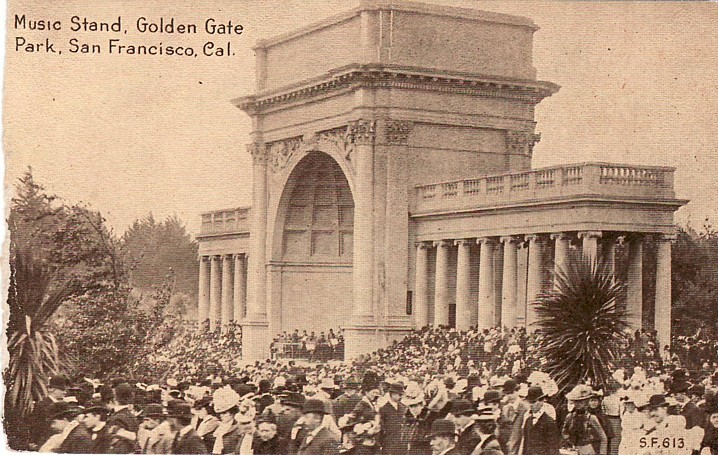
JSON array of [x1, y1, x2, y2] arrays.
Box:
[[138, 403, 168, 453], [296, 398, 340, 455], [107, 382, 141, 453], [166, 400, 208, 455], [427, 418, 462, 455], [448, 399, 481, 455], [498, 379, 526, 455], [31, 374, 70, 448], [190, 396, 219, 450], [561, 385, 607, 455], [379, 382, 408, 455], [509, 386, 560, 455], [670, 370, 705, 430], [80, 400, 113, 454], [474, 405, 504, 455], [39, 401, 94, 453], [278, 391, 306, 450], [334, 377, 363, 422]]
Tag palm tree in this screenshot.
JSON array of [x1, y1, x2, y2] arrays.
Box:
[[4, 250, 75, 448], [533, 254, 630, 394]]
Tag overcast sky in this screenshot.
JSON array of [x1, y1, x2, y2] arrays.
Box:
[[4, 0, 717, 237]]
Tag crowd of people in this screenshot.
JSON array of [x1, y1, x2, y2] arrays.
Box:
[[25, 325, 718, 454], [270, 330, 345, 361]]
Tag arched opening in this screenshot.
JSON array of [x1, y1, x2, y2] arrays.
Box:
[[271, 152, 354, 335]]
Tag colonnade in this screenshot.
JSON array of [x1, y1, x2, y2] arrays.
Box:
[[414, 231, 675, 346], [197, 253, 248, 332]]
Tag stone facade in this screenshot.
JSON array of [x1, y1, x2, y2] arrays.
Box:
[[196, 0, 687, 362]]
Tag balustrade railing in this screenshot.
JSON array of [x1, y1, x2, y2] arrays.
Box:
[[415, 163, 675, 213], [200, 207, 251, 235]]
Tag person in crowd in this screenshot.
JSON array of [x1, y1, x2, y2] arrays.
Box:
[[700, 399, 718, 454], [379, 382, 408, 455], [250, 413, 284, 454], [498, 379, 525, 454], [670, 369, 706, 429], [296, 398, 341, 455], [39, 402, 94, 453], [334, 377, 363, 421], [511, 386, 560, 455], [138, 403, 170, 454], [191, 396, 219, 450], [472, 404, 503, 455], [106, 383, 140, 453], [587, 392, 614, 454], [400, 383, 432, 455], [31, 375, 70, 449], [348, 371, 383, 455], [165, 400, 208, 454], [211, 387, 242, 454], [277, 391, 306, 451], [81, 400, 113, 454], [561, 385, 607, 455], [448, 399, 481, 454], [427, 418, 462, 455]]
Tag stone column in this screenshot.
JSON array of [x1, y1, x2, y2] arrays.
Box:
[[655, 234, 676, 349], [345, 120, 376, 359], [604, 237, 617, 282], [578, 231, 602, 265], [551, 233, 571, 289], [351, 120, 376, 323], [233, 254, 246, 322], [209, 255, 222, 332], [626, 236, 643, 332], [243, 142, 270, 360], [414, 242, 430, 328], [500, 236, 519, 330], [455, 239, 473, 331], [493, 243, 504, 327], [198, 256, 210, 331], [221, 254, 234, 332], [525, 235, 544, 331], [433, 240, 451, 327], [477, 238, 496, 330]]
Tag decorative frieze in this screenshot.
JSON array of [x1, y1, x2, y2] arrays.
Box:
[[349, 120, 376, 146], [265, 125, 362, 173], [506, 130, 541, 157], [385, 120, 413, 145], [266, 136, 302, 170], [247, 142, 268, 165]]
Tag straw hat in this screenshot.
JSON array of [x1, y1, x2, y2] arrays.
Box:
[[213, 386, 240, 414]]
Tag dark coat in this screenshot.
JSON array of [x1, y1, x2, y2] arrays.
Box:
[[88, 424, 114, 454], [296, 427, 341, 455], [473, 435, 504, 455], [59, 423, 95, 453], [401, 407, 433, 455], [172, 429, 209, 455], [216, 425, 243, 455], [334, 394, 362, 420], [519, 412, 560, 455], [681, 401, 706, 429], [30, 396, 57, 446], [107, 407, 140, 454], [252, 434, 284, 454], [456, 422, 483, 455], [379, 401, 408, 455]]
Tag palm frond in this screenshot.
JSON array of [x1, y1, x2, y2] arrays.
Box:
[[533, 254, 630, 393]]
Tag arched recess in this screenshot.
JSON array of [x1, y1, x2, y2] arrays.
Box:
[[267, 150, 355, 334]]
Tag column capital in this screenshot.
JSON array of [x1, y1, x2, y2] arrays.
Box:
[[199, 255, 211, 262], [234, 252, 245, 260], [657, 233, 678, 243], [524, 234, 545, 244], [384, 119, 414, 145], [248, 142, 268, 165], [415, 241, 432, 250], [433, 239, 453, 249], [550, 232, 572, 241], [454, 238, 474, 247], [500, 235, 521, 245], [211, 254, 223, 261], [476, 237, 498, 246], [349, 120, 376, 145], [577, 230, 602, 240]]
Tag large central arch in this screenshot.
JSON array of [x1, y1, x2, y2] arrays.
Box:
[[270, 151, 354, 334]]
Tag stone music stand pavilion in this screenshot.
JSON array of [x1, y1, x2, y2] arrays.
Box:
[[196, 0, 687, 362]]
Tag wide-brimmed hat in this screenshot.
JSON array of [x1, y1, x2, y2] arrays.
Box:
[[646, 394, 668, 410], [525, 386, 545, 403], [448, 399, 475, 417], [428, 418, 456, 438], [48, 401, 82, 420], [319, 378, 338, 390], [475, 404, 500, 421], [502, 379, 519, 394], [482, 390, 502, 404], [213, 386, 240, 414], [167, 400, 192, 419], [388, 382, 405, 395], [303, 398, 327, 415], [566, 385, 595, 402]]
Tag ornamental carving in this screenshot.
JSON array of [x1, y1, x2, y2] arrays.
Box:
[[267, 125, 362, 173], [506, 130, 541, 157], [266, 136, 302, 170], [348, 120, 376, 146], [385, 120, 413, 145], [247, 142, 268, 165]]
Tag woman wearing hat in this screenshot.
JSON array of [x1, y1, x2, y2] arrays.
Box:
[[561, 385, 607, 455], [211, 387, 242, 454], [400, 383, 433, 455]]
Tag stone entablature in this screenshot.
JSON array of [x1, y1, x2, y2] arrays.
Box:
[[414, 162, 680, 215], [198, 207, 251, 237]]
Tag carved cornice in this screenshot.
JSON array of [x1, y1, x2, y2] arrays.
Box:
[[506, 130, 541, 157], [348, 120, 376, 146], [266, 136, 302, 171], [235, 65, 560, 113], [247, 142, 268, 165], [265, 126, 357, 173], [385, 120, 414, 145]]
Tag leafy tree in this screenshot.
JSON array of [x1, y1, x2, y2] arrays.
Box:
[[4, 250, 78, 449], [533, 254, 629, 393], [122, 213, 198, 299]]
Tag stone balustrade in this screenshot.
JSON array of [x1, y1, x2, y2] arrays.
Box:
[[414, 163, 675, 213], [200, 207, 251, 236]]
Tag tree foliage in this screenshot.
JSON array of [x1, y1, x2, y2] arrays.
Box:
[[533, 254, 629, 393]]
